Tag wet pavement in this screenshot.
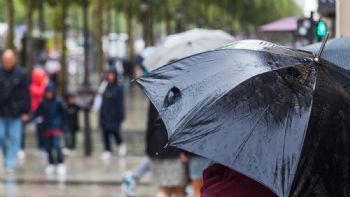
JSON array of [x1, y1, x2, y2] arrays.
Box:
[[0, 85, 157, 196], [0, 152, 155, 197]]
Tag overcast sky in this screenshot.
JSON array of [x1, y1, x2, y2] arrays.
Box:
[[294, 0, 318, 16]]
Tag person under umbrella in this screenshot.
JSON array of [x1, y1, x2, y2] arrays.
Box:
[[123, 29, 232, 196], [201, 163, 276, 197], [146, 103, 187, 197], [136, 40, 350, 197]]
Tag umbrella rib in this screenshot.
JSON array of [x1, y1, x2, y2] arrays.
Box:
[[168, 125, 222, 146], [280, 107, 292, 196], [232, 105, 270, 163]]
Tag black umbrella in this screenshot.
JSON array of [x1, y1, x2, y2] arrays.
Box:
[[136, 40, 350, 197], [301, 37, 350, 94], [301, 37, 350, 70]]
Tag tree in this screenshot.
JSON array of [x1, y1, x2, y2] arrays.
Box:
[[140, 0, 155, 46], [163, 0, 171, 35], [58, 0, 68, 96], [24, 0, 34, 69], [92, 0, 104, 73], [5, 0, 15, 50], [124, 0, 137, 77]]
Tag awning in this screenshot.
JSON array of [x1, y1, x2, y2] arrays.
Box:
[[259, 16, 298, 32]]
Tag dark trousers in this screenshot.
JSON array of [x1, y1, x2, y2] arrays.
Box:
[[21, 122, 26, 150], [44, 135, 64, 165], [65, 128, 77, 150], [37, 123, 45, 149], [102, 123, 123, 152]]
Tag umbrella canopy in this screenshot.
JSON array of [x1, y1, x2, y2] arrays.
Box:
[[143, 28, 234, 71], [301, 37, 350, 94], [301, 37, 350, 70], [136, 40, 350, 197]]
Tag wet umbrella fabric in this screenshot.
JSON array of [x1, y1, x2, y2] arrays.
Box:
[[300, 37, 350, 94], [301, 37, 350, 70], [136, 40, 350, 197]]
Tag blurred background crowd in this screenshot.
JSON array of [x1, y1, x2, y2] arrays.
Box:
[[0, 0, 348, 196]]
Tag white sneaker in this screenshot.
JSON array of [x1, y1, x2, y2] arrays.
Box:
[[70, 150, 76, 156], [18, 150, 26, 160], [57, 164, 66, 176], [45, 165, 55, 175], [101, 151, 112, 161], [62, 148, 71, 156], [118, 144, 127, 157], [122, 171, 136, 197]]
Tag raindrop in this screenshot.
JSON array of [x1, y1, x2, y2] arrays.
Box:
[[267, 60, 274, 65], [156, 152, 159, 155]]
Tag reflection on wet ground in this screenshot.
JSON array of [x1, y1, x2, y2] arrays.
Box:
[[0, 151, 155, 197], [0, 85, 155, 196]]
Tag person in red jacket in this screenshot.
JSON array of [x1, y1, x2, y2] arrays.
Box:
[[29, 67, 48, 150], [30, 67, 48, 111], [201, 164, 277, 197]]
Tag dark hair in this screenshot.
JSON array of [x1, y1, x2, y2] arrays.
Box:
[[108, 57, 115, 66]]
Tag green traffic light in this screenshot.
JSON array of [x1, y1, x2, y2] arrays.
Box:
[[317, 20, 327, 36]]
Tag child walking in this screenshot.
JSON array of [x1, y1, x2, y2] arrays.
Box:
[[32, 83, 66, 175], [63, 93, 80, 154]]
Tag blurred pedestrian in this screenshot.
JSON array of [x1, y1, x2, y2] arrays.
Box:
[[63, 93, 80, 154], [29, 67, 48, 152], [0, 49, 30, 173], [100, 66, 126, 160], [146, 103, 187, 197], [180, 153, 212, 197], [31, 83, 66, 175], [122, 157, 151, 196], [201, 163, 276, 197]]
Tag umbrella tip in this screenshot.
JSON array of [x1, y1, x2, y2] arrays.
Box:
[[314, 32, 330, 63], [164, 143, 169, 148]]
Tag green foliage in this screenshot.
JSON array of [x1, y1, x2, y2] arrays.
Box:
[[1, 0, 302, 34]]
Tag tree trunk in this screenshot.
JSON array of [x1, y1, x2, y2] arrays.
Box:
[[105, 7, 112, 34], [148, 5, 155, 46], [141, 3, 154, 46], [124, 0, 136, 77], [163, 0, 171, 35], [38, 0, 45, 34], [58, 0, 68, 96], [26, 0, 34, 70], [5, 0, 15, 50], [95, 0, 104, 73]]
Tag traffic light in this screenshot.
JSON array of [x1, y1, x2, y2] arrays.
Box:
[[296, 17, 316, 44], [316, 20, 327, 37]]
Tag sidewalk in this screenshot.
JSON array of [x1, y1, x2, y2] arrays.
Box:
[[0, 150, 155, 197], [0, 84, 156, 196]]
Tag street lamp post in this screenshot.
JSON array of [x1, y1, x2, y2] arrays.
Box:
[[78, 0, 94, 157]]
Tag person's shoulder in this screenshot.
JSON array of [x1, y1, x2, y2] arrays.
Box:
[[14, 67, 26, 77], [55, 97, 65, 105], [116, 82, 124, 89]]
